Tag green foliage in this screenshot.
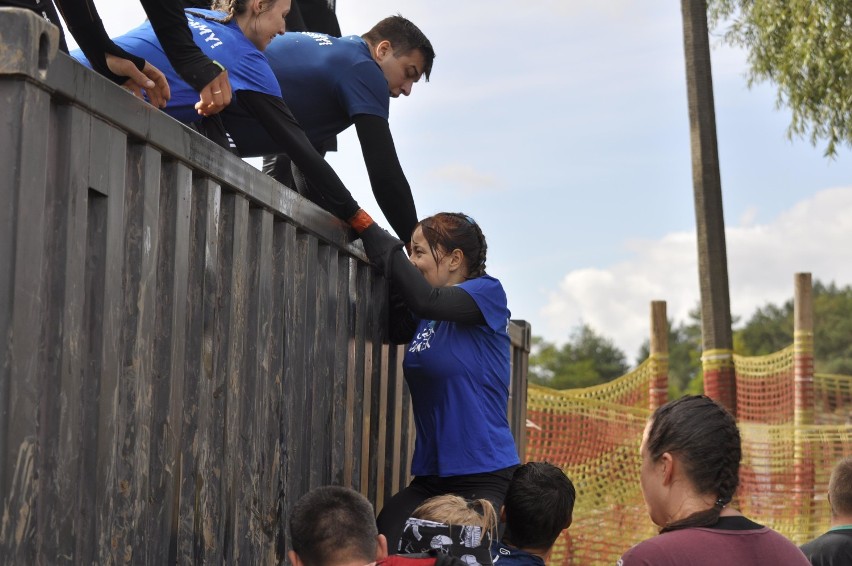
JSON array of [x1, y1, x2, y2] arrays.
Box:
[[530, 281, 852, 393], [636, 307, 704, 398], [736, 281, 852, 374], [529, 324, 629, 390], [707, 0, 852, 156]]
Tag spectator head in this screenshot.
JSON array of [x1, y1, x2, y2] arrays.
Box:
[[829, 456, 852, 520], [399, 495, 496, 564], [362, 16, 435, 97], [411, 494, 498, 533], [501, 462, 576, 553], [641, 395, 741, 533], [288, 486, 387, 566]]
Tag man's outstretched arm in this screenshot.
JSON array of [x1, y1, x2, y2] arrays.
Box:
[[354, 114, 418, 243]]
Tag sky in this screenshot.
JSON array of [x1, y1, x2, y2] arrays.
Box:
[[78, 1, 851, 363]]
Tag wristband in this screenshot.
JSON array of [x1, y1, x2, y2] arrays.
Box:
[[348, 209, 374, 233]]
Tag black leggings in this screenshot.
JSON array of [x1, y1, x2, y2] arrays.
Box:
[[376, 465, 518, 554]]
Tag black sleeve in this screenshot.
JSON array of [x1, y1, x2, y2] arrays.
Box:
[[53, 0, 146, 83], [387, 251, 485, 325], [139, 0, 222, 92], [238, 90, 361, 222], [354, 114, 418, 242]]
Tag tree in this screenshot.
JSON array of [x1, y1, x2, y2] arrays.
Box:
[[529, 324, 629, 390], [736, 281, 852, 374], [636, 308, 705, 399], [708, 0, 852, 156]]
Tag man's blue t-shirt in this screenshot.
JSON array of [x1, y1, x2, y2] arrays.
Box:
[[71, 9, 281, 123], [402, 275, 520, 477], [265, 32, 389, 147], [492, 541, 545, 566]]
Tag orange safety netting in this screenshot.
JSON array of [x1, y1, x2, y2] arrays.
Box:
[[526, 350, 852, 565]]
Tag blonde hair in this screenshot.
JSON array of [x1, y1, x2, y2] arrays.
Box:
[[411, 495, 498, 537], [204, 0, 278, 24]]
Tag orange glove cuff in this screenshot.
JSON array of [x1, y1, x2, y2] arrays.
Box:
[[348, 209, 374, 233]]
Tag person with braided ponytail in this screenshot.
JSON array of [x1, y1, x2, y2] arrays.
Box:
[[359, 213, 520, 553], [618, 395, 810, 566], [72, 0, 379, 232]]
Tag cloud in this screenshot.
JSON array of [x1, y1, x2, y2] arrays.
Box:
[[427, 163, 503, 193], [541, 187, 852, 359]]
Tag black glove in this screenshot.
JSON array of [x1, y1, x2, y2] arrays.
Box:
[[359, 223, 404, 278]]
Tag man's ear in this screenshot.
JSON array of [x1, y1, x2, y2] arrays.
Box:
[[376, 534, 389, 561], [374, 39, 392, 61], [288, 550, 303, 566]]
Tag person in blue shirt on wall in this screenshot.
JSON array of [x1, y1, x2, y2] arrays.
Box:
[[72, 0, 383, 235], [359, 213, 521, 553], [261, 16, 435, 243]]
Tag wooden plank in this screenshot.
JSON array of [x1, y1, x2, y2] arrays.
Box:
[[218, 192, 250, 563], [309, 243, 331, 489], [175, 175, 223, 563], [351, 264, 369, 494], [85, 118, 129, 564], [145, 160, 192, 564], [280, 221, 300, 555], [0, 80, 50, 562], [268, 217, 288, 560], [297, 235, 318, 493], [329, 253, 351, 486], [374, 342, 390, 511], [42, 104, 92, 563], [243, 206, 275, 561], [193, 178, 225, 564], [114, 142, 162, 564], [385, 346, 404, 504]]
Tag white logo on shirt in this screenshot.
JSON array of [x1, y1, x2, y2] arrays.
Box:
[[409, 321, 436, 353]]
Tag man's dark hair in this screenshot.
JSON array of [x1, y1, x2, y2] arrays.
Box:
[[502, 462, 576, 551], [362, 15, 435, 80], [289, 486, 378, 566]]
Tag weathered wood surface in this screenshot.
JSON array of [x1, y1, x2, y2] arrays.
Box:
[[0, 9, 530, 564]]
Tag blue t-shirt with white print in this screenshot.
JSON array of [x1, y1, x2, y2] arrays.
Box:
[[72, 9, 281, 123], [403, 274, 520, 477], [265, 32, 389, 147]]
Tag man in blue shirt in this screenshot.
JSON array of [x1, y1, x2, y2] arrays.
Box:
[[263, 15, 435, 243]]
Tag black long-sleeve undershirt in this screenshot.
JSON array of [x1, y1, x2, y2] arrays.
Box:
[[235, 90, 361, 222], [353, 114, 418, 242], [41, 0, 220, 90], [387, 250, 485, 326], [140, 0, 221, 92]]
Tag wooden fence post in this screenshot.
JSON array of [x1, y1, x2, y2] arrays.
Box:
[[793, 272, 815, 539], [650, 301, 669, 411]]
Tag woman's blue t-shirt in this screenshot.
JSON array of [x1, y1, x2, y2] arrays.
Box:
[[71, 9, 281, 123], [402, 274, 520, 477]]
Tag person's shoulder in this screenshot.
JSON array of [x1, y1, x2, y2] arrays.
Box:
[[492, 540, 545, 565], [617, 533, 689, 566], [460, 274, 503, 292]]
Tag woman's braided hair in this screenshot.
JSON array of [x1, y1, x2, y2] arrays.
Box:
[[646, 395, 741, 534], [417, 212, 487, 279]]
